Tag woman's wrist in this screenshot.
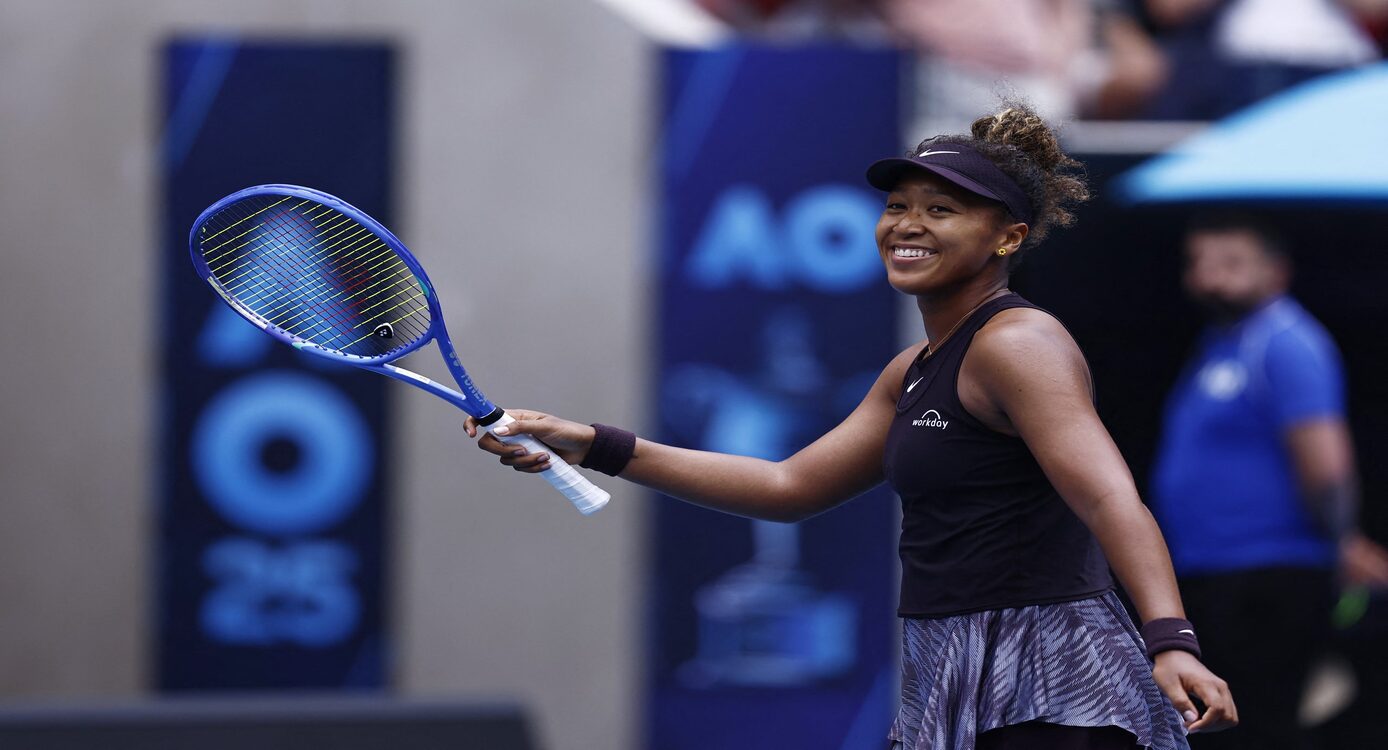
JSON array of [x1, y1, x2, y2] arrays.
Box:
[[580, 423, 636, 476], [1141, 617, 1202, 660]]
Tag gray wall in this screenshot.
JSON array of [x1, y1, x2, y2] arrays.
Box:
[[0, 2, 651, 750]]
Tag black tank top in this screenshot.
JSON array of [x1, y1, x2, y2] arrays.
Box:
[[884, 293, 1113, 618]]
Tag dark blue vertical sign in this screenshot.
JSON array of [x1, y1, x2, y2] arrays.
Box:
[[159, 40, 393, 689], [651, 46, 902, 749]]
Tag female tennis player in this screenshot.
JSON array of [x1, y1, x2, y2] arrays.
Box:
[[465, 104, 1237, 749]]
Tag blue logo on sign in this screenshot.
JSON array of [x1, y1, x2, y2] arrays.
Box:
[[191, 371, 372, 536], [201, 537, 360, 646], [686, 184, 882, 292]]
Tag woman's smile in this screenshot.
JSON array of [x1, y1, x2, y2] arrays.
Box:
[[890, 244, 939, 265]]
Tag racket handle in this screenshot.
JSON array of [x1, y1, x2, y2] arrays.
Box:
[[485, 414, 610, 515]]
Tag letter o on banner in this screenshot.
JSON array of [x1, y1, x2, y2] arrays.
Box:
[[191, 371, 372, 536], [783, 185, 882, 293]]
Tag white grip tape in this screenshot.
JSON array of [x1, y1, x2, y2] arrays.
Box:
[[486, 414, 610, 515]]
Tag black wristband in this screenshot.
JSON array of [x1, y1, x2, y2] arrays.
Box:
[[1141, 617, 1202, 660], [580, 423, 636, 477]]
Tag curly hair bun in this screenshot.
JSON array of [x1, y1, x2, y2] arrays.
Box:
[[928, 101, 1091, 250], [971, 106, 1067, 172]]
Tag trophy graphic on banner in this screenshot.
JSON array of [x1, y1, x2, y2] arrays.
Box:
[[664, 310, 861, 687]]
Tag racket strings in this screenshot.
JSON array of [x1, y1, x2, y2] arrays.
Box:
[[213, 198, 432, 349], [219, 212, 387, 326], [199, 195, 432, 357], [234, 213, 431, 351], [211, 206, 358, 280], [209, 201, 372, 336]]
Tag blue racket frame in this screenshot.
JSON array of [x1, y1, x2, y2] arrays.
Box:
[[189, 184, 501, 422]]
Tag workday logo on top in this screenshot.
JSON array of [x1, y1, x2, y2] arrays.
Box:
[[912, 409, 949, 429]]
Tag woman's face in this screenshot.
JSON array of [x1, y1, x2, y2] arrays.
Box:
[[875, 171, 1019, 297]]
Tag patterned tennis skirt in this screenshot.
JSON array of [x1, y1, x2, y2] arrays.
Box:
[[888, 592, 1190, 750]]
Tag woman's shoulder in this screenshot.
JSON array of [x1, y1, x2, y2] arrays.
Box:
[[967, 306, 1088, 387], [981, 303, 1072, 339]]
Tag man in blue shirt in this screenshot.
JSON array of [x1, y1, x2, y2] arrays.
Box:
[[1151, 215, 1388, 749]]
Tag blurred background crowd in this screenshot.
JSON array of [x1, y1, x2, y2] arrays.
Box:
[[695, 0, 1388, 126]]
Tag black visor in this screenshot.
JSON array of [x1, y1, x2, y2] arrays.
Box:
[[866, 143, 1033, 226]]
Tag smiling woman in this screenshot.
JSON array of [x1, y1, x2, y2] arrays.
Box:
[[862, 106, 1233, 750], [462, 102, 1239, 749]]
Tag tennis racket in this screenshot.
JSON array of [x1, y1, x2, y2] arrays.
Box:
[[189, 184, 609, 515]]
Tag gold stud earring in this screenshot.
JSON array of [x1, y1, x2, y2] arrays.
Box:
[[997, 247, 1008, 257]]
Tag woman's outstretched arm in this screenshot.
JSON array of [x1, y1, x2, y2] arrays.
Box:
[[465, 344, 919, 522]]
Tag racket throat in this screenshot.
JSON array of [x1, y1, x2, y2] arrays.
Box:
[[475, 406, 505, 427]]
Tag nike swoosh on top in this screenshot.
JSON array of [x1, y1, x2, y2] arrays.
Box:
[[917, 149, 959, 158], [906, 377, 924, 392]]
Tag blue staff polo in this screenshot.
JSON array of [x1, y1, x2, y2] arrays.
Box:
[[1151, 296, 1344, 575]]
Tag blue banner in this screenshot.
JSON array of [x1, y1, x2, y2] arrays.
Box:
[[650, 46, 903, 749], [159, 40, 394, 689]]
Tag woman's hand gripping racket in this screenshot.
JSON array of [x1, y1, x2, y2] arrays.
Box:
[[189, 184, 609, 514]]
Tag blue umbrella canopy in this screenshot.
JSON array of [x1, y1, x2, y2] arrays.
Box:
[[1115, 63, 1388, 205]]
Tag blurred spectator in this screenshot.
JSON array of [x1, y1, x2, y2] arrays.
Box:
[[693, 0, 1104, 135], [1149, 215, 1388, 749], [878, 0, 1093, 135], [1082, 0, 1170, 119], [1342, 0, 1388, 52], [695, 0, 1154, 128], [694, 0, 887, 42], [1139, 0, 1381, 119]]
